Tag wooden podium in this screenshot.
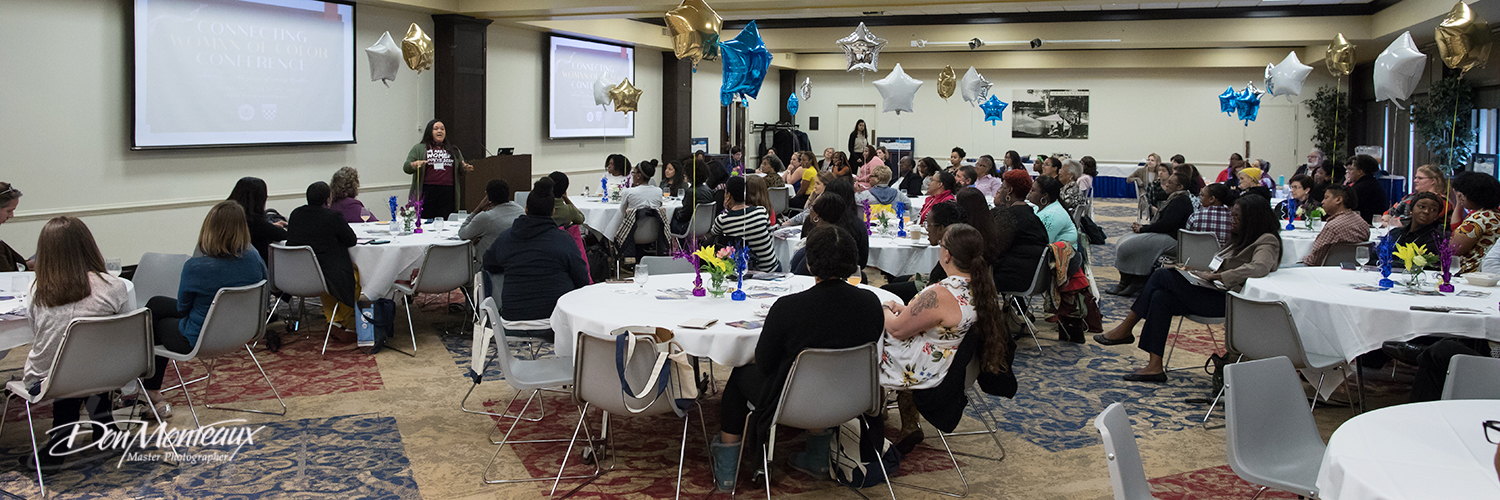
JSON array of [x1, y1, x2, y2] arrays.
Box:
[[464, 154, 532, 208]]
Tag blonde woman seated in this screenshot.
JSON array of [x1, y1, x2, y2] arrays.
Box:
[[879, 223, 1006, 451]]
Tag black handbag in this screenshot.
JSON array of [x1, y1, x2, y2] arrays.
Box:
[[1077, 215, 1107, 245]]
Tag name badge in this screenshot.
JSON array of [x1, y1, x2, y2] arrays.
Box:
[[1209, 255, 1224, 272]]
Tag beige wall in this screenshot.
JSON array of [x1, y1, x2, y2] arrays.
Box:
[[0, 1, 435, 264]]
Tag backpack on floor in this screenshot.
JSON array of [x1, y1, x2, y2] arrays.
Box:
[[830, 414, 902, 488], [357, 298, 396, 354]]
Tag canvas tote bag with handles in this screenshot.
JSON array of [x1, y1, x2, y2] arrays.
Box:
[[612, 326, 699, 417]]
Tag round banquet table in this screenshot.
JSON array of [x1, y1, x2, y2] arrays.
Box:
[[1238, 267, 1500, 363], [1277, 220, 1388, 267], [347, 222, 469, 300], [572, 196, 682, 238], [1315, 399, 1500, 500], [0, 272, 137, 352], [772, 229, 939, 277], [548, 273, 900, 367]]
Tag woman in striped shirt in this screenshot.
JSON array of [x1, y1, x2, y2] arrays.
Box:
[[711, 176, 779, 272]]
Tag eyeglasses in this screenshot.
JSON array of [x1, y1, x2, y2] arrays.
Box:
[[1486, 420, 1499, 444]]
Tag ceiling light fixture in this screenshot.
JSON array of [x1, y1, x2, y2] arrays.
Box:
[[912, 38, 1121, 49]]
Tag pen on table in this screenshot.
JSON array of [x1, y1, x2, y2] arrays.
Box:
[[1182, 258, 1190, 271]]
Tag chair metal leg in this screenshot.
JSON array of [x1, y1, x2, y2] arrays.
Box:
[[1310, 373, 1327, 412], [201, 346, 288, 416], [170, 360, 203, 428], [863, 417, 899, 500], [1249, 485, 1268, 500], [482, 392, 595, 485], [321, 303, 339, 357], [24, 400, 46, 498], [0, 390, 13, 439], [485, 390, 551, 444], [673, 405, 690, 500], [402, 294, 418, 354], [547, 403, 606, 498], [1010, 296, 1044, 353], [942, 387, 1007, 462], [894, 422, 969, 497], [1203, 385, 1227, 424]]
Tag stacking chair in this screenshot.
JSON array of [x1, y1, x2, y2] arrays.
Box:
[[1, 308, 164, 497], [1174, 230, 1220, 269], [460, 293, 550, 417], [1001, 251, 1053, 353], [267, 243, 346, 357], [1440, 354, 1500, 400], [1204, 291, 1360, 423], [479, 298, 581, 486], [615, 208, 666, 278], [157, 281, 286, 428], [638, 255, 696, 274], [768, 186, 790, 216], [1318, 241, 1373, 267], [940, 356, 1007, 462], [1224, 356, 1326, 500], [514, 190, 530, 207], [555, 332, 708, 499], [1093, 403, 1158, 500], [738, 342, 898, 499], [392, 241, 478, 354], [132, 252, 191, 302], [670, 203, 716, 245], [1163, 314, 1226, 373]]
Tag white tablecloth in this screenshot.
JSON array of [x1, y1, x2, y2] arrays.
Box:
[[549, 274, 899, 367], [773, 230, 939, 277], [1097, 163, 1143, 179], [1316, 399, 1500, 500], [573, 197, 682, 237], [1238, 267, 1500, 363], [1278, 220, 1388, 267], [348, 222, 467, 300], [0, 272, 137, 352]]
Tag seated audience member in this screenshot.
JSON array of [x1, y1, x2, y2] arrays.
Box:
[[1300, 184, 1370, 266], [1002, 150, 1024, 173], [330, 167, 375, 223], [1387, 192, 1447, 269], [459, 179, 525, 262], [1059, 158, 1091, 215], [616, 160, 665, 236], [992, 170, 1052, 292], [920, 171, 958, 224], [1095, 195, 1282, 381], [949, 147, 966, 171], [1145, 162, 1173, 210], [745, 175, 778, 226], [879, 223, 1007, 450], [710, 224, 883, 492], [790, 193, 856, 275], [286, 182, 361, 341], [1383, 164, 1448, 227], [1346, 154, 1388, 223], [955, 165, 977, 188], [881, 201, 962, 302], [659, 159, 685, 194], [855, 165, 912, 211], [893, 156, 923, 195], [711, 176, 779, 272], [824, 179, 870, 269], [671, 161, 716, 235], [22, 217, 132, 464], [1215, 153, 1245, 183], [757, 155, 787, 188], [917, 157, 940, 195], [482, 181, 589, 339], [1395, 338, 1496, 403], [1451, 171, 1500, 274], [0, 182, 27, 271], [1233, 166, 1273, 201], [143, 201, 268, 415], [228, 177, 287, 259], [604, 154, 631, 191], [1111, 172, 1192, 296], [1287, 174, 1319, 212], [1125, 153, 1161, 188], [1031, 176, 1080, 251], [971, 155, 1003, 198], [831, 151, 852, 179], [783, 172, 832, 228], [1293, 148, 1326, 179], [547, 171, 587, 228], [1175, 163, 1206, 194], [1187, 183, 1234, 247], [788, 151, 819, 208]]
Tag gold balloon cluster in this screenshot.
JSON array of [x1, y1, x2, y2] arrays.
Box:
[[1326, 33, 1355, 77], [665, 0, 722, 66], [609, 79, 643, 113], [1437, 1, 1492, 75], [936, 66, 957, 100], [402, 23, 434, 74]]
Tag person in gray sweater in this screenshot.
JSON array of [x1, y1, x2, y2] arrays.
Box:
[[459, 179, 525, 254]]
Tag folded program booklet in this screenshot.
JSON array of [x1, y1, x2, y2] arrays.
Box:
[[677, 318, 718, 329]]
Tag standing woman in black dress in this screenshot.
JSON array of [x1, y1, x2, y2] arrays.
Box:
[[403, 120, 474, 219]]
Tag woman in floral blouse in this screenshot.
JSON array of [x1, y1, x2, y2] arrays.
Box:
[[1451, 172, 1500, 274]]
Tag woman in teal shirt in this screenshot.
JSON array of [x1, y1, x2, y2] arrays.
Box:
[[1030, 176, 1078, 250]]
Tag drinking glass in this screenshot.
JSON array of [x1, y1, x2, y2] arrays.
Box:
[[1355, 246, 1371, 266], [433, 217, 445, 231], [360, 206, 374, 223], [105, 259, 122, 277], [847, 272, 862, 286], [635, 264, 650, 294]]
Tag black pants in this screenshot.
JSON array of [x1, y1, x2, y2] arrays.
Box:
[[1410, 339, 1489, 402], [144, 296, 194, 391], [1129, 269, 1227, 356], [719, 364, 768, 435], [421, 184, 456, 219], [882, 279, 920, 304]]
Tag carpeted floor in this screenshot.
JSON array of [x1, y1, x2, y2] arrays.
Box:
[[0, 199, 1415, 499]]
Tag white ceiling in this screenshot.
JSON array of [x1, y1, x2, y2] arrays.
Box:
[[718, 0, 1375, 19]]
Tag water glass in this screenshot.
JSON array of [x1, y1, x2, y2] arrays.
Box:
[[635, 264, 650, 294], [1355, 246, 1371, 266], [433, 217, 445, 231], [105, 259, 122, 277]]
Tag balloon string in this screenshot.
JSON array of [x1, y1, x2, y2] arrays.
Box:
[[1332, 77, 1340, 168], [1449, 89, 1460, 171]]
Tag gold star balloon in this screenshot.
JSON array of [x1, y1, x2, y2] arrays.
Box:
[[402, 23, 434, 73], [1326, 33, 1355, 77], [609, 78, 643, 113], [1437, 1, 1492, 75], [664, 0, 722, 66], [936, 65, 957, 100]]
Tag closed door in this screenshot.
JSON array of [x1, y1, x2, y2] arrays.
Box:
[[839, 105, 876, 154]]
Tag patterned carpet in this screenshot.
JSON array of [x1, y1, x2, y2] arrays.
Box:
[[0, 200, 1417, 499]]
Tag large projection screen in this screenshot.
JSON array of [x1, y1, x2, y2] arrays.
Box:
[[548, 35, 635, 140], [132, 0, 356, 149]]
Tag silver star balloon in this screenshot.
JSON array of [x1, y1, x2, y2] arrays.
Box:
[[365, 31, 401, 86], [959, 66, 992, 106], [799, 77, 812, 101], [837, 23, 887, 73], [1374, 31, 1427, 107], [593, 74, 613, 106], [873, 63, 923, 115], [1263, 51, 1314, 101]]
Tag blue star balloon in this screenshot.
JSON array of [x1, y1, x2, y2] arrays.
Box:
[[787, 92, 799, 117], [980, 95, 1009, 125], [719, 20, 772, 106], [1235, 86, 1262, 124], [1218, 87, 1237, 115]]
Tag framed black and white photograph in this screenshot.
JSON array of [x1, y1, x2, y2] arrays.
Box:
[[1012, 89, 1089, 139]]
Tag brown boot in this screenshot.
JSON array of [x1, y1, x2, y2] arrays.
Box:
[[895, 391, 924, 454]]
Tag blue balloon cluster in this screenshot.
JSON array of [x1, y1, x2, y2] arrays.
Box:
[[787, 93, 799, 116], [1219, 85, 1263, 124], [720, 21, 772, 106], [980, 95, 1009, 125]]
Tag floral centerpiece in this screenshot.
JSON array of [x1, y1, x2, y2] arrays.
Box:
[[693, 245, 737, 297], [1296, 205, 1326, 230], [1393, 242, 1437, 290], [397, 205, 418, 234]]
